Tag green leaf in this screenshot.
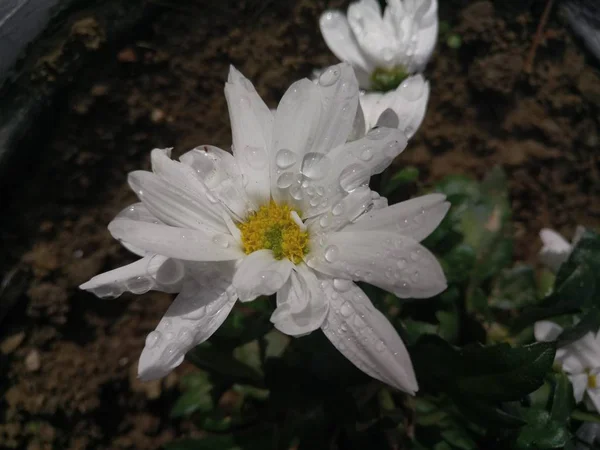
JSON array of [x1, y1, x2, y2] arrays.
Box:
[[381, 166, 419, 196], [572, 409, 600, 424], [558, 309, 600, 346], [442, 244, 476, 284], [186, 345, 263, 385], [170, 388, 213, 418], [489, 265, 538, 310], [164, 436, 239, 450], [550, 372, 575, 424], [516, 409, 570, 449], [441, 429, 477, 450]]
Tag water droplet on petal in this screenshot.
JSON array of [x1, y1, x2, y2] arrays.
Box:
[[339, 163, 369, 192], [325, 245, 340, 263], [333, 279, 352, 292], [319, 67, 341, 86], [340, 301, 353, 317], [301, 153, 330, 180], [359, 148, 373, 161], [145, 331, 161, 349], [376, 340, 385, 352], [354, 314, 365, 328], [410, 250, 421, 261], [397, 258, 407, 269], [244, 145, 268, 170], [290, 185, 303, 200], [212, 235, 230, 248], [275, 149, 296, 169], [319, 214, 331, 228], [332, 203, 345, 216], [277, 172, 294, 189], [126, 276, 153, 294]]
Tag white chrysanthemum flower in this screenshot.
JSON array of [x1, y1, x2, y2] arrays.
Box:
[[539, 226, 585, 272], [358, 74, 430, 138], [80, 63, 449, 394], [535, 321, 600, 411], [320, 0, 438, 89]]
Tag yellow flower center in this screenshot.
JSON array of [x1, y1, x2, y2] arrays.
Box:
[[237, 201, 309, 264], [588, 373, 598, 389]]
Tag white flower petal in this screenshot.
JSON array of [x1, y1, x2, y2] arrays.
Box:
[[225, 66, 273, 205], [533, 320, 564, 342], [539, 228, 573, 272], [348, 99, 368, 141], [307, 231, 446, 298], [129, 170, 228, 233], [180, 146, 251, 218], [307, 186, 373, 234], [299, 127, 408, 219], [270, 78, 322, 204], [348, 0, 396, 69], [319, 11, 373, 77], [271, 265, 328, 337], [108, 218, 243, 261], [312, 63, 360, 154], [320, 279, 418, 393], [232, 250, 294, 302], [80, 255, 184, 298], [346, 193, 449, 242], [363, 75, 430, 138], [570, 373, 588, 403], [115, 203, 161, 256], [138, 261, 237, 380], [411, 0, 438, 71]]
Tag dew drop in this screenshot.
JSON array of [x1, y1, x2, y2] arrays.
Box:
[[324, 245, 340, 263], [333, 278, 352, 292], [366, 127, 391, 140], [290, 185, 303, 200], [332, 203, 345, 216], [340, 301, 353, 317], [340, 323, 348, 332], [319, 215, 331, 228], [275, 149, 296, 169], [376, 340, 385, 352], [316, 186, 324, 195], [410, 250, 421, 261], [339, 164, 369, 192], [145, 331, 161, 349], [212, 235, 230, 248], [319, 67, 341, 86], [397, 258, 407, 269], [276, 172, 294, 189], [411, 271, 420, 283], [354, 314, 365, 328], [359, 148, 373, 161], [301, 153, 330, 180], [126, 276, 153, 294], [244, 145, 268, 170]]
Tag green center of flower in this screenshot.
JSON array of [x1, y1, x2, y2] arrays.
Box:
[[370, 66, 409, 92], [237, 202, 309, 264]]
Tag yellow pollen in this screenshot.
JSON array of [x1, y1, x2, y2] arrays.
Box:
[[237, 201, 309, 264], [589, 373, 598, 389]]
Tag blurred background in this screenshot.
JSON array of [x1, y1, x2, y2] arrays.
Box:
[[0, 0, 598, 448]]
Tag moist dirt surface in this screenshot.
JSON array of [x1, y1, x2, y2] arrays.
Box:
[[0, 0, 599, 448]]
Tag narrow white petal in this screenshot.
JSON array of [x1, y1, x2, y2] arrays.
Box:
[[312, 63, 360, 154], [114, 203, 161, 256], [138, 262, 237, 380], [129, 170, 228, 233], [225, 66, 273, 205], [308, 231, 446, 298], [348, 0, 397, 69], [319, 11, 373, 76], [306, 186, 373, 234], [298, 127, 408, 219], [233, 250, 294, 302], [270, 78, 322, 204], [570, 373, 588, 403], [108, 218, 243, 261], [271, 264, 328, 336], [320, 279, 418, 393], [347, 99, 367, 141], [79, 255, 184, 298], [346, 193, 449, 242], [533, 320, 564, 342], [539, 228, 572, 272], [410, 0, 438, 72]]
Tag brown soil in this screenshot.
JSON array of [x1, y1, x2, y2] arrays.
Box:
[[0, 0, 598, 448]]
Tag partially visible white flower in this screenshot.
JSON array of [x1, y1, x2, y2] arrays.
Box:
[[535, 321, 600, 412], [320, 0, 438, 89], [358, 74, 429, 139], [539, 226, 586, 272], [80, 62, 449, 394]]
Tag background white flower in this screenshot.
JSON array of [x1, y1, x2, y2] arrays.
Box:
[[535, 320, 600, 412], [80, 62, 449, 394], [539, 226, 586, 272], [320, 0, 438, 89], [358, 74, 430, 139]]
